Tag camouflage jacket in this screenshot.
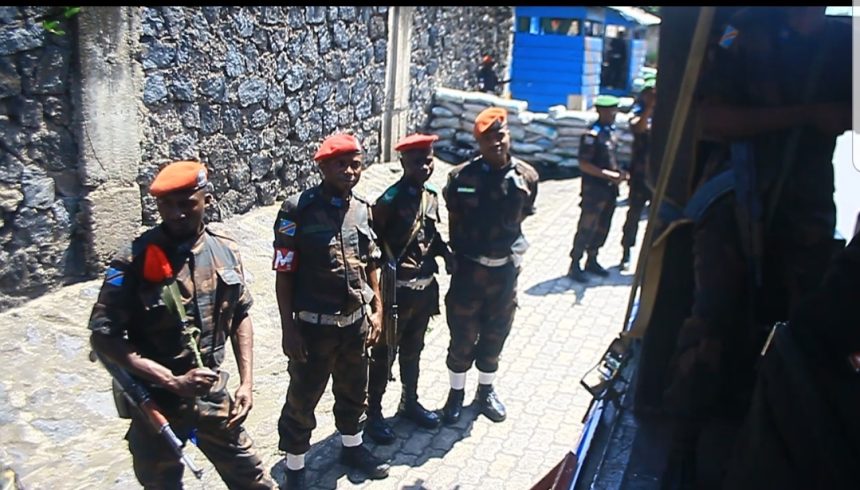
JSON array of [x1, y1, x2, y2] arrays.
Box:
[[372, 178, 449, 281], [580, 121, 620, 190], [443, 155, 539, 261], [272, 185, 381, 315], [698, 9, 850, 205], [88, 225, 252, 375]]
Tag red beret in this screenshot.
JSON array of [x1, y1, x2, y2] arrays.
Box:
[[395, 133, 439, 152], [482, 55, 493, 64], [314, 133, 362, 162], [149, 160, 208, 197], [473, 107, 508, 137]]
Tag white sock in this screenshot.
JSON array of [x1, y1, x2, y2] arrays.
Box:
[[449, 369, 467, 390], [286, 453, 305, 471], [477, 370, 496, 386], [341, 432, 363, 447]]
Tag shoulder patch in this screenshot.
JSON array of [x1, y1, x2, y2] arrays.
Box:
[[379, 184, 399, 203], [104, 266, 125, 287], [719, 24, 738, 49]]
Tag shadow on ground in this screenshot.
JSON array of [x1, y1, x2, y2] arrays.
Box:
[[270, 404, 480, 489], [524, 266, 635, 304]]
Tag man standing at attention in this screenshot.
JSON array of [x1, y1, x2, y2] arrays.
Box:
[[273, 134, 389, 488], [441, 107, 540, 425], [365, 133, 451, 443]]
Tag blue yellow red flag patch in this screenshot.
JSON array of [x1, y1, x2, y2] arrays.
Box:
[[105, 266, 124, 287], [719, 25, 738, 49], [278, 219, 297, 236]]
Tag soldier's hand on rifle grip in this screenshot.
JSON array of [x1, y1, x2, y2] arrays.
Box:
[[281, 318, 307, 363], [366, 309, 383, 347], [168, 367, 219, 398]]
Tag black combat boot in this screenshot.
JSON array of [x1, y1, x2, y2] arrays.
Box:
[[620, 247, 631, 271], [567, 259, 590, 283], [365, 396, 396, 445], [441, 388, 465, 425], [340, 444, 390, 479], [285, 468, 306, 490], [475, 384, 507, 422], [397, 361, 441, 429], [585, 254, 610, 277]]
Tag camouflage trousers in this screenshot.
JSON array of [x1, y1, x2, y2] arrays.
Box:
[[126, 385, 273, 490], [663, 194, 836, 419], [446, 259, 518, 373], [278, 318, 369, 454], [570, 184, 618, 261], [368, 280, 440, 401], [621, 178, 652, 248]]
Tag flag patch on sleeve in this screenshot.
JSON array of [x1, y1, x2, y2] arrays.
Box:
[[105, 266, 124, 287], [278, 219, 297, 237]]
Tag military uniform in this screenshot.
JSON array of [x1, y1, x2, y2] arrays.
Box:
[[273, 184, 381, 455], [88, 225, 272, 490], [444, 155, 539, 383], [664, 7, 852, 419], [722, 234, 860, 490], [569, 119, 621, 267], [367, 179, 447, 431], [620, 99, 653, 254], [660, 8, 852, 487]]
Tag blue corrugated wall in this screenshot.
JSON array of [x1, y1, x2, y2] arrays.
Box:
[[511, 6, 644, 112]]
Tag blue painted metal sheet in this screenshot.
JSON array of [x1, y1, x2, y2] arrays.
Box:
[[513, 33, 585, 50], [512, 7, 615, 111], [513, 57, 587, 72], [515, 6, 589, 19]]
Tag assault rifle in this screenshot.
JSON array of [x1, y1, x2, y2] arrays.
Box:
[[90, 351, 204, 480]]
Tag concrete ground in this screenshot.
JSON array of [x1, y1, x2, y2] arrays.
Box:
[[0, 159, 646, 489]]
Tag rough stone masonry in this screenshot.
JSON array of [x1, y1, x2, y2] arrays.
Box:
[[0, 6, 514, 311]]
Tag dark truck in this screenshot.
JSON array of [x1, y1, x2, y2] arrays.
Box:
[[531, 6, 857, 490]]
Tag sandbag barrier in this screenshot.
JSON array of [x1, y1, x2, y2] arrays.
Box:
[[427, 87, 635, 169]]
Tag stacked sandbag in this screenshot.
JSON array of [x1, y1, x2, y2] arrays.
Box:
[[426, 87, 635, 169]]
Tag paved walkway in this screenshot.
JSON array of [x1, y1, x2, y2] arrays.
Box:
[[0, 160, 646, 490]]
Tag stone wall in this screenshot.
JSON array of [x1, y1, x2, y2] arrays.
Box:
[[0, 7, 82, 310], [137, 6, 389, 224], [407, 7, 513, 133], [0, 6, 517, 311]]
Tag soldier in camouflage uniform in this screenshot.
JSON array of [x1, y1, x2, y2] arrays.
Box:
[[441, 107, 540, 424], [567, 95, 627, 282], [365, 133, 450, 444], [88, 160, 274, 490], [620, 79, 655, 270], [660, 7, 851, 487], [273, 134, 389, 488], [567, 95, 628, 283]]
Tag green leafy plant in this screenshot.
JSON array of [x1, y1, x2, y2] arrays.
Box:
[[40, 7, 81, 36]]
